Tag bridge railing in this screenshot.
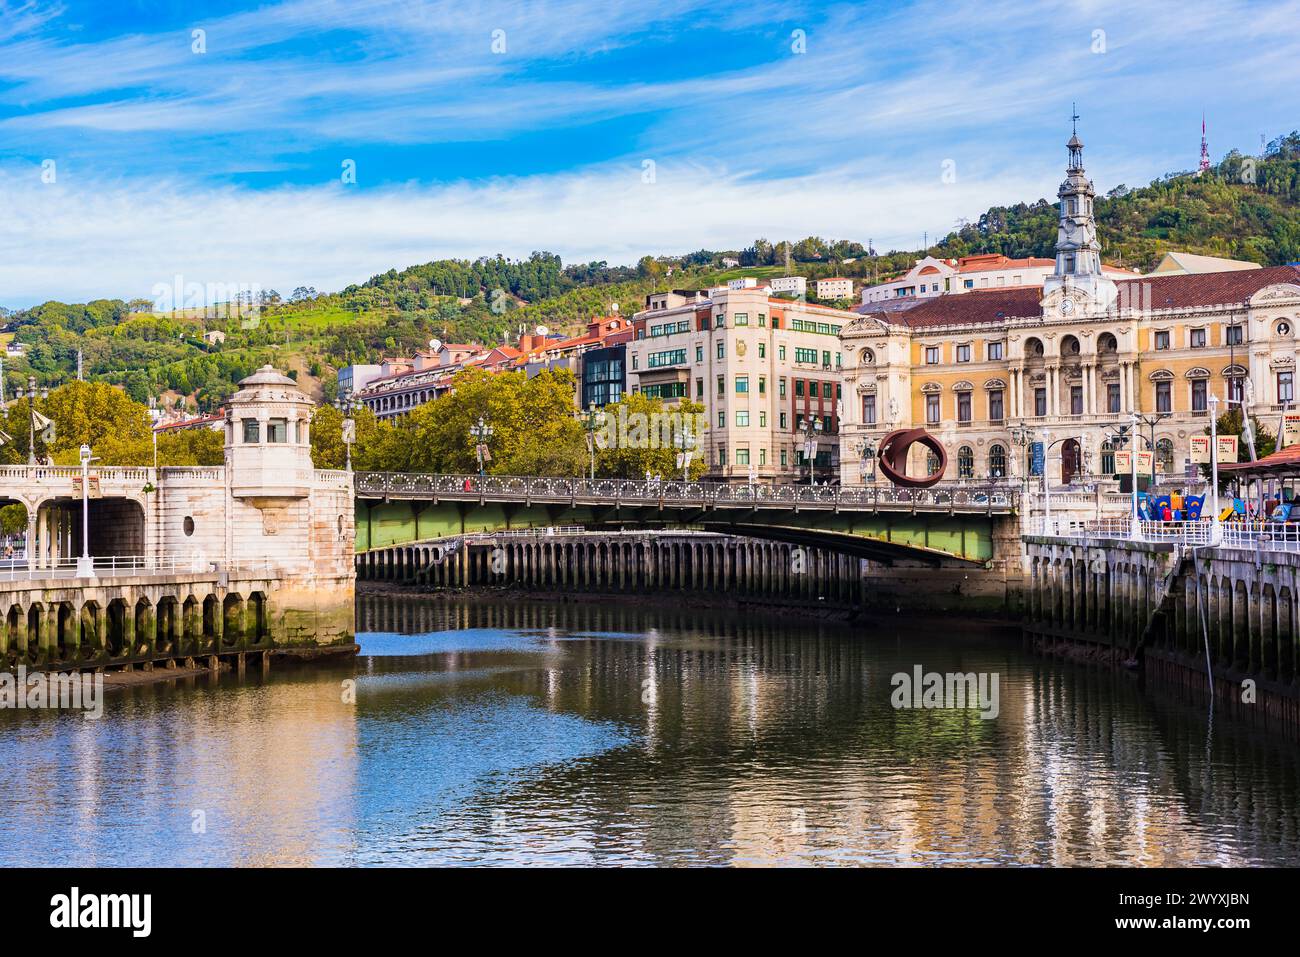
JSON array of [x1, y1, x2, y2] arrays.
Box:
[[0, 465, 157, 483], [0, 554, 282, 583], [1028, 516, 1300, 555], [355, 472, 1020, 512]]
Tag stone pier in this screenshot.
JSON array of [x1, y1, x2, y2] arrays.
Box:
[[1023, 534, 1300, 736]]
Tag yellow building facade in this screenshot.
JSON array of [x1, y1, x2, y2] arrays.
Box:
[[839, 134, 1300, 488]]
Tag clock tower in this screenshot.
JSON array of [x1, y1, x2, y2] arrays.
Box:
[[1042, 114, 1116, 315]]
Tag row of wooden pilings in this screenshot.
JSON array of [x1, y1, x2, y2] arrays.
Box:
[[357, 533, 867, 605], [1024, 535, 1300, 735]]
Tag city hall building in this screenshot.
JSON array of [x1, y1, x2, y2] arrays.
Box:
[[840, 131, 1300, 488]]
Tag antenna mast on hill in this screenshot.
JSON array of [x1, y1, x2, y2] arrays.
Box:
[[1199, 114, 1211, 174]]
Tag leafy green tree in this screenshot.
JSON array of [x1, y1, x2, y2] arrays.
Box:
[[594, 393, 708, 479], [311, 403, 398, 470], [400, 368, 586, 474], [157, 427, 225, 466]]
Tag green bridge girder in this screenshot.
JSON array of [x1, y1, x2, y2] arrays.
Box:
[[354, 498, 998, 566]]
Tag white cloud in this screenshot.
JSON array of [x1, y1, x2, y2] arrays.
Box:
[[0, 160, 1051, 306], [1, 0, 1298, 307]]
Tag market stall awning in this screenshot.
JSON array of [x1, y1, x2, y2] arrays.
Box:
[[1218, 445, 1300, 479]]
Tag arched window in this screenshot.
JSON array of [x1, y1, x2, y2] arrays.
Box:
[[988, 444, 1007, 478], [1098, 333, 1118, 354], [1100, 440, 1115, 475], [1156, 438, 1175, 475], [927, 451, 942, 476], [957, 446, 974, 479]]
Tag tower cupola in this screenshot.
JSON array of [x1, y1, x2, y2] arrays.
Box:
[[225, 365, 315, 498]]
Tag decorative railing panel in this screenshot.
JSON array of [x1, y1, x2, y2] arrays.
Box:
[[354, 472, 1019, 513]]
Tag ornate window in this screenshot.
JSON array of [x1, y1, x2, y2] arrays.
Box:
[[1156, 438, 1175, 475], [988, 444, 1007, 478], [1150, 369, 1174, 414], [957, 446, 974, 479], [1100, 440, 1115, 475]]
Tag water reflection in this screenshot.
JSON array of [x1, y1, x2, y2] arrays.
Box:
[[0, 595, 1297, 866]]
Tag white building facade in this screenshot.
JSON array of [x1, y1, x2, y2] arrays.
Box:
[[629, 287, 858, 483]]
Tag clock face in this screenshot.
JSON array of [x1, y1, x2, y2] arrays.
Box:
[[1060, 298, 1075, 315]]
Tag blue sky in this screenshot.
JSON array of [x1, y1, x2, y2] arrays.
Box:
[[1, 0, 1298, 306]]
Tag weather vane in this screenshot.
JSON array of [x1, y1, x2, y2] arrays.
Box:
[[1071, 102, 1080, 135]]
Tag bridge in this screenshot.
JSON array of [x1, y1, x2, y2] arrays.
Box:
[[354, 472, 1022, 565]]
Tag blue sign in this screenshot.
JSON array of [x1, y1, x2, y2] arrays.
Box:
[[1029, 442, 1045, 477]]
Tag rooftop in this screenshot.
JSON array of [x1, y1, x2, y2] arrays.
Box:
[[857, 265, 1300, 329]]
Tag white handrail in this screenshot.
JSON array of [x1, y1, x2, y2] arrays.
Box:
[[0, 554, 282, 583]]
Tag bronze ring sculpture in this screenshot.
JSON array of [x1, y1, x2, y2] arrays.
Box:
[[877, 428, 947, 488]]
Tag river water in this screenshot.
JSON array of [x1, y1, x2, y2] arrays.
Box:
[[2, 594, 1298, 867]]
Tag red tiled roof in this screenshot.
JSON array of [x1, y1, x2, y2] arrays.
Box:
[[957, 255, 1053, 273], [883, 286, 1045, 327], [153, 411, 224, 432], [866, 265, 1300, 328], [1115, 265, 1300, 310]]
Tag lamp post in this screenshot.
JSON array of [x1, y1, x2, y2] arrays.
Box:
[[1133, 411, 1171, 490], [26, 375, 36, 466], [1009, 425, 1033, 491], [335, 394, 357, 472], [1041, 429, 1052, 532], [469, 416, 493, 477], [76, 443, 97, 578], [855, 436, 877, 484], [1129, 412, 1141, 540], [675, 421, 695, 483], [1208, 392, 1222, 544], [801, 416, 824, 485], [582, 407, 605, 483]]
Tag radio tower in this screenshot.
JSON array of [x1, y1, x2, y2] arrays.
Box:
[[1198, 114, 1211, 174]]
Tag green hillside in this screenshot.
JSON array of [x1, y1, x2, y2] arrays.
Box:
[[930, 132, 1300, 271], [4, 131, 1299, 408]]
